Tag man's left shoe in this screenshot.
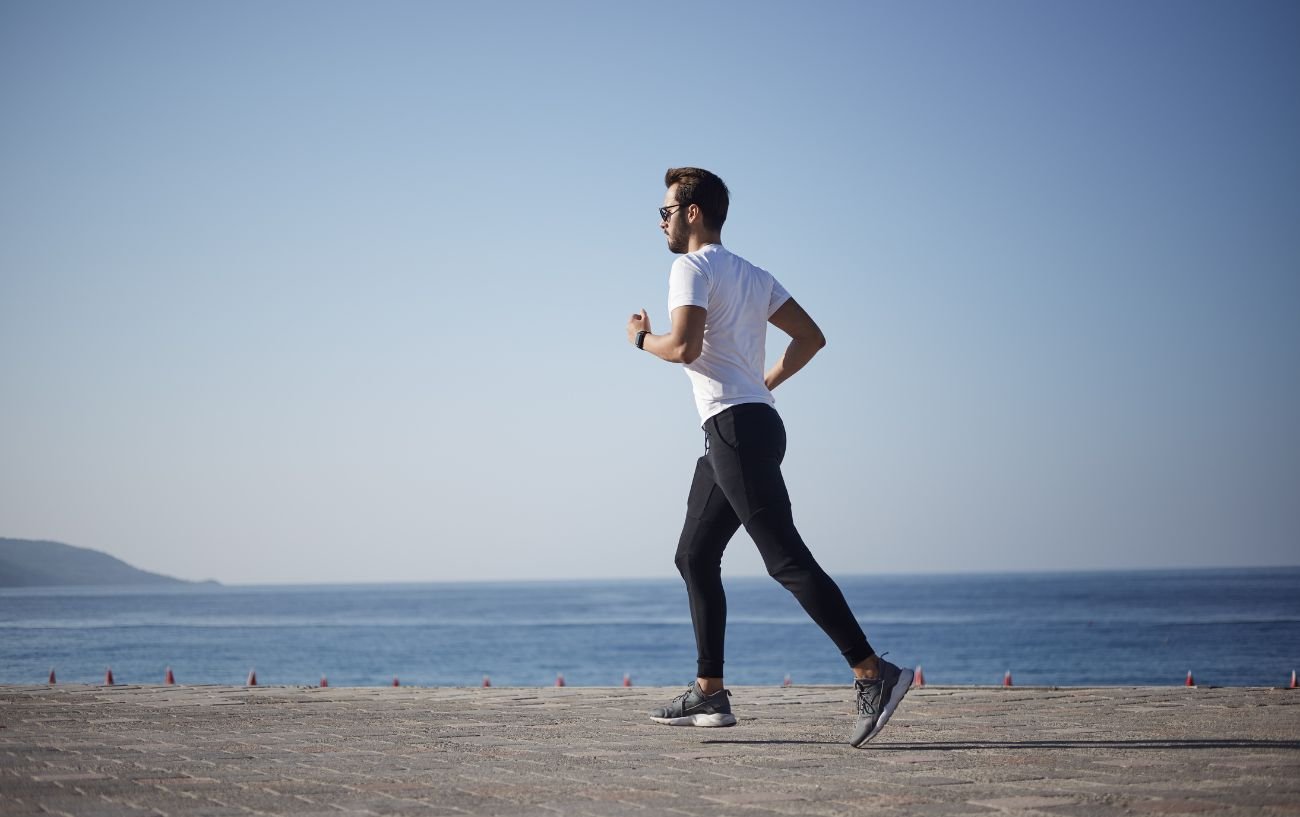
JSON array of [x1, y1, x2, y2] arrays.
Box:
[[849, 658, 914, 747], [649, 681, 737, 727]]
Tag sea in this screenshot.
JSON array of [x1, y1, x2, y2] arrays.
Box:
[[1, 568, 1297, 688]]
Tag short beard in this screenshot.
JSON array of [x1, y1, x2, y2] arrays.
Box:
[[666, 214, 690, 254]]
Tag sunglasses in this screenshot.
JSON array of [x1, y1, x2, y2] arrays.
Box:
[[659, 203, 688, 221]]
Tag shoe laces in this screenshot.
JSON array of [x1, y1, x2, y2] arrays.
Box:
[[855, 652, 889, 716], [671, 684, 702, 707], [855, 678, 881, 716]]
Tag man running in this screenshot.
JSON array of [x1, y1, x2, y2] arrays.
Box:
[[626, 167, 912, 747]]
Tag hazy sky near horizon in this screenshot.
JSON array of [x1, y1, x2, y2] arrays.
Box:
[[2, 1, 1297, 584]]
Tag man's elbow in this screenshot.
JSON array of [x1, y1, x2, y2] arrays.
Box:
[[679, 339, 704, 365], [806, 329, 827, 350]]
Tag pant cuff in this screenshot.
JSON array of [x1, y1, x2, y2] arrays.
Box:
[[843, 643, 875, 669], [696, 661, 724, 678]]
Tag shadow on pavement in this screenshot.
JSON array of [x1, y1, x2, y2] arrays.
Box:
[[701, 738, 1300, 750], [883, 739, 1300, 750]]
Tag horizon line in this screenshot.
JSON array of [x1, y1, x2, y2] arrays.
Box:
[[47, 562, 1300, 589]]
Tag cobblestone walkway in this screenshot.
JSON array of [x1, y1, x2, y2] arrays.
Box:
[[2, 684, 1297, 816]]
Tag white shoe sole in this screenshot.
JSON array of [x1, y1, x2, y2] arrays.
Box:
[[858, 667, 914, 745], [650, 712, 737, 727]]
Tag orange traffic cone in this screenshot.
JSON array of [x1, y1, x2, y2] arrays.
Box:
[[1290, 670, 1297, 690], [48, 668, 56, 684], [482, 675, 491, 687], [105, 667, 115, 686], [623, 673, 632, 687], [247, 669, 257, 686], [320, 675, 328, 687], [915, 666, 926, 687], [1185, 671, 1195, 687], [783, 673, 792, 687], [392, 676, 400, 687], [1002, 670, 1013, 687], [165, 667, 175, 685], [555, 673, 565, 687]]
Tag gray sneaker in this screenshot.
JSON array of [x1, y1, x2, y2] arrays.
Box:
[[650, 682, 737, 727], [849, 658, 914, 747]]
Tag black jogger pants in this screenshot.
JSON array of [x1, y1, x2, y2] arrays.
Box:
[[674, 402, 874, 678]]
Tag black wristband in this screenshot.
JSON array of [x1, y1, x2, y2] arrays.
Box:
[[635, 330, 648, 350]]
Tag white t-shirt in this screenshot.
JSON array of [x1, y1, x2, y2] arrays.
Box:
[[667, 243, 791, 424]]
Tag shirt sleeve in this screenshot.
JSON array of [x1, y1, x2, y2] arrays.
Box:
[[767, 273, 791, 317], [667, 256, 710, 311]]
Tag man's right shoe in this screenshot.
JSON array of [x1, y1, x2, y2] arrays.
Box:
[[649, 681, 737, 727], [849, 658, 914, 747]]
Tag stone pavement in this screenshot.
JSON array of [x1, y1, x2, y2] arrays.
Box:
[[1, 684, 1297, 817]]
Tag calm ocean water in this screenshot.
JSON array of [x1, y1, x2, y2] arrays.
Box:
[[1, 568, 1297, 688]]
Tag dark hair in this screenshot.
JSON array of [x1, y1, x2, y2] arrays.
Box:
[[665, 167, 730, 230]]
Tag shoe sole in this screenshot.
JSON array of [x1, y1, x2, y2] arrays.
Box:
[[851, 667, 914, 748], [649, 713, 737, 727]]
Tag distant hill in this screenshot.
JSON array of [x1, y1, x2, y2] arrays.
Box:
[[0, 538, 213, 587]]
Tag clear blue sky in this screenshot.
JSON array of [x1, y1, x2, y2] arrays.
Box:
[[2, 1, 1297, 584]]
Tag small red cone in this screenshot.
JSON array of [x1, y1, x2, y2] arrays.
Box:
[[1185, 671, 1195, 687], [48, 668, 56, 684], [320, 675, 328, 687], [247, 669, 257, 686], [555, 673, 565, 687], [915, 666, 926, 687], [105, 667, 115, 686], [783, 673, 792, 687], [1002, 670, 1013, 687], [622, 673, 632, 687], [482, 675, 491, 688], [392, 677, 400, 687], [164, 667, 175, 685], [1290, 670, 1297, 689]]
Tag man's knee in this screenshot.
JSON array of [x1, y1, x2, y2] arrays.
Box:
[[745, 507, 817, 580], [675, 547, 721, 581], [763, 551, 814, 585]]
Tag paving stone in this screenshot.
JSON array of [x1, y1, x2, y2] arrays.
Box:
[[1144, 799, 1236, 813], [970, 795, 1079, 809]]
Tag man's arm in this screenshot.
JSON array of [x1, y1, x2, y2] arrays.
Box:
[[627, 305, 706, 364], [765, 298, 826, 391]]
